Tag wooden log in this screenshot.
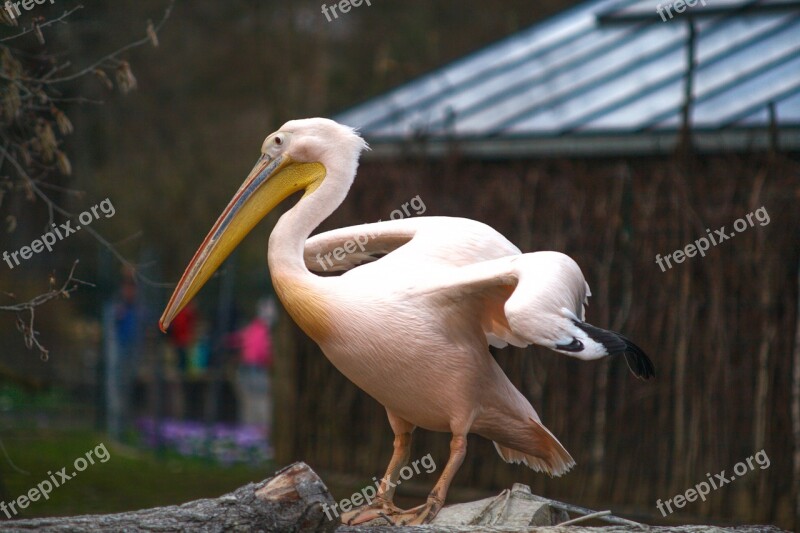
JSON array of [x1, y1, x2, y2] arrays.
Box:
[[0, 463, 788, 532], [1, 462, 337, 533], [341, 526, 788, 532]]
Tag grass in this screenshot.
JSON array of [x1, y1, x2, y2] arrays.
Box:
[[0, 428, 274, 520]]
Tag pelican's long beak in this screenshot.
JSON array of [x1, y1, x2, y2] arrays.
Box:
[[159, 154, 325, 332]]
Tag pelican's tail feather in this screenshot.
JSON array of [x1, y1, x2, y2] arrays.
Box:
[[493, 418, 575, 477]]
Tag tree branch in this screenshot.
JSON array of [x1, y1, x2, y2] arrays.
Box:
[[0, 6, 84, 43], [0, 0, 178, 358], [26, 0, 174, 84], [0, 261, 92, 360]]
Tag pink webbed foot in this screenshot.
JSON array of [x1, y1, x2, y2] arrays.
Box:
[[340, 497, 402, 526], [391, 497, 444, 525]]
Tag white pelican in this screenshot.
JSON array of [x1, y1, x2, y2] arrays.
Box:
[[159, 117, 654, 525]]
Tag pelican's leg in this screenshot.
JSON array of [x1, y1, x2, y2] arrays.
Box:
[[340, 411, 414, 525], [393, 433, 467, 525]]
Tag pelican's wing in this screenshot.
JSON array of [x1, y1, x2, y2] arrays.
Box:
[[304, 216, 521, 274], [304, 221, 415, 273], [421, 252, 655, 380]]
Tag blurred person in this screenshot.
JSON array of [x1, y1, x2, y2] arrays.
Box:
[[165, 302, 199, 418], [105, 267, 143, 440], [188, 319, 211, 376], [168, 302, 197, 371], [230, 298, 276, 432]]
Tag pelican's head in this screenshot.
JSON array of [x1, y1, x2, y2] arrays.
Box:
[[158, 117, 368, 332]]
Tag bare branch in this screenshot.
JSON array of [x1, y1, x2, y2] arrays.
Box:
[[0, 437, 29, 475], [29, 0, 174, 84], [0, 0, 177, 356], [0, 261, 92, 360], [0, 141, 171, 288], [0, 5, 84, 43]]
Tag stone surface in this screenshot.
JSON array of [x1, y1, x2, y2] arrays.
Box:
[[430, 483, 568, 527]]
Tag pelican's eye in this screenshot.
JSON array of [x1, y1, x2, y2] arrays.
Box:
[[262, 132, 291, 159]]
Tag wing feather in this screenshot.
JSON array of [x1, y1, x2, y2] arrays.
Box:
[[304, 216, 519, 273], [303, 216, 653, 379], [418, 251, 654, 379]]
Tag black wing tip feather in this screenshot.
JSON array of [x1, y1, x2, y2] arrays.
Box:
[[572, 320, 655, 380], [619, 335, 656, 380]]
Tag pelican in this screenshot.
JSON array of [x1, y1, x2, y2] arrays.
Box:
[[159, 117, 654, 525]]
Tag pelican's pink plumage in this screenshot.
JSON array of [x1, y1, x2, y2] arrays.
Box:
[[160, 118, 654, 525]]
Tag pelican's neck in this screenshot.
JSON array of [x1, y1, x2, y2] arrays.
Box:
[[268, 169, 349, 279]]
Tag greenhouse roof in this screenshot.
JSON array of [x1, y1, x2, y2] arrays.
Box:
[[334, 0, 800, 157]]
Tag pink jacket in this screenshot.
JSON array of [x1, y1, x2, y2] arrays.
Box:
[[236, 319, 273, 368]]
